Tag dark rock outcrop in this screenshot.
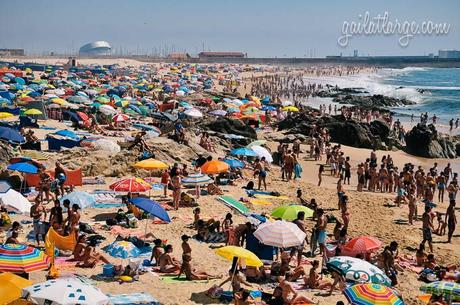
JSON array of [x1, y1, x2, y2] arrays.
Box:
[[205, 117, 257, 139], [333, 94, 415, 108], [405, 124, 457, 158], [0, 142, 13, 168], [278, 113, 392, 150]]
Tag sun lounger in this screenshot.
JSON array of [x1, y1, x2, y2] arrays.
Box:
[[217, 196, 249, 215]]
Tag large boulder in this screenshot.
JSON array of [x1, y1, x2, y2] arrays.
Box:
[[405, 124, 457, 158], [0, 142, 14, 168], [333, 94, 415, 108], [205, 117, 257, 139]]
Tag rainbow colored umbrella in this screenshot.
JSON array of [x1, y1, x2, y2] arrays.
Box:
[[0, 244, 50, 273], [344, 283, 403, 305]]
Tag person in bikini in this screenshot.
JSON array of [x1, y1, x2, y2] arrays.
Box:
[[159, 245, 181, 273], [74, 235, 110, 267], [178, 253, 220, 280], [304, 260, 333, 290]]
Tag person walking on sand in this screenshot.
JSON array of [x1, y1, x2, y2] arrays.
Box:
[[171, 174, 181, 210], [317, 165, 324, 186], [255, 157, 268, 190], [160, 169, 170, 198], [445, 199, 456, 243], [422, 206, 434, 253]]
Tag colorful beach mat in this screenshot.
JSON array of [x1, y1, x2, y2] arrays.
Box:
[[108, 292, 161, 305], [218, 196, 249, 214]]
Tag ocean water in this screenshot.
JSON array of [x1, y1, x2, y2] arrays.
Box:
[[303, 67, 460, 134]]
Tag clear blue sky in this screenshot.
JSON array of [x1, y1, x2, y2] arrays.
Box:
[[1, 0, 459, 57]]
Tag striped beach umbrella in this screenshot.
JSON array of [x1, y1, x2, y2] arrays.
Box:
[[420, 281, 460, 301], [327, 256, 392, 286], [112, 113, 130, 122], [22, 277, 109, 305], [343, 236, 383, 254], [182, 173, 213, 186], [254, 220, 306, 248], [109, 177, 151, 192], [0, 244, 50, 273], [105, 241, 141, 259], [344, 283, 404, 305]]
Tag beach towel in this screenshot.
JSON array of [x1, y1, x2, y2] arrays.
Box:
[[253, 194, 290, 200], [160, 275, 208, 284], [45, 227, 77, 257], [108, 293, 161, 305], [246, 190, 272, 197], [218, 196, 249, 215], [93, 203, 125, 209], [249, 198, 272, 205]]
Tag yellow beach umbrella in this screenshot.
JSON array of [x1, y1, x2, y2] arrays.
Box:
[[215, 246, 262, 267], [24, 109, 43, 116], [134, 159, 168, 170], [0, 112, 13, 119], [51, 98, 67, 105], [283, 106, 299, 112], [0, 272, 32, 304]]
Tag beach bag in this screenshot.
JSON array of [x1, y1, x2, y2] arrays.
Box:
[[206, 285, 223, 299], [126, 214, 138, 228]]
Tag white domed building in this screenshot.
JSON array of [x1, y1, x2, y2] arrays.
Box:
[[79, 41, 112, 56]]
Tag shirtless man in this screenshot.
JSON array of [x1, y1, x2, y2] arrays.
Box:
[[408, 189, 417, 225], [422, 206, 435, 253], [293, 212, 308, 266], [283, 150, 294, 181], [315, 209, 327, 256], [171, 175, 181, 210], [30, 198, 47, 246], [159, 245, 181, 273], [337, 175, 344, 210], [445, 200, 457, 243]]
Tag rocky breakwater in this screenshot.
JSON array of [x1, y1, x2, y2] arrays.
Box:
[[405, 124, 458, 159]]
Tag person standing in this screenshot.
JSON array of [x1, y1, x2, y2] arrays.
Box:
[[315, 209, 327, 257], [30, 198, 47, 246], [422, 206, 434, 253], [293, 211, 308, 266], [171, 174, 181, 210], [382, 241, 399, 286], [445, 200, 457, 243]]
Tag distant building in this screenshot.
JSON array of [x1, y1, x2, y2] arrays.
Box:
[[0, 48, 25, 56], [438, 50, 460, 59], [167, 53, 191, 60], [79, 41, 112, 56], [198, 52, 245, 58], [353, 50, 358, 57]]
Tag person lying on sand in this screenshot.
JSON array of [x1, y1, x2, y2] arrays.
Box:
[[178, 254, 220, 280], [74, 235, 110, 268], [158, 244, 181, 273]]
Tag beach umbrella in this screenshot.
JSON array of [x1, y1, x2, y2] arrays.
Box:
[[51, 98, 68, 106], [420, 281, 460, 301], [182, 173, 213, 185], [68, 95, 91, 105], [0, 189, 31, 214], [0, 180, 11, 193], [281, 100, 293, 106], [343, 236, 383, 255], [54, 129, 80, 140], [283, 106, 299, 112], [223, 158, 245, 169], [246, 140, 267, 148], [0, 112, 13, 119], [134, 158, 168, 171], [230, 147, 257, 157], [112, 113, 129, 122], [7, 162, 38, 174], [22, 277, 109, 305], [344, 283, 404, 305], [327, 256, 392, 286], [76, 111, 89, 121], [184, 108, 203, 118], [250, 145, 273, 163], [60, 191, 96, 209], [133, 123, 161, 134], [99, 104, 117, 115], [105, 241, 141, 259], [209, 109, 227, 116], [0, 244, 50, 273], [109, 177, 151, 192], [215, 246, 262, 267], [128, 197, 171, 222], [201, 160, 230, 174], [0, 126, 25, 144], [254, 220, 306, 248], [24, 108, 43, 116], [271, 205, 314, 221], [0, 272, 32, 305]]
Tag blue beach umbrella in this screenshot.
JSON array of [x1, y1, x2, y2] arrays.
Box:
[[230, 147, 257, 157], [60, 191, 96, 209], [0, 127, 25, 144], [223, 158, 245, 169], [128, 197, 170, 222], [7, 162, 38, 174], [54, 129, 80, 140], [105, 241, 141, 259]]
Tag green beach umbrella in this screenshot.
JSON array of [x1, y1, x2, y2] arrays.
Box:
[[271, 205, 314, 221], [420, 281, 460, 301]]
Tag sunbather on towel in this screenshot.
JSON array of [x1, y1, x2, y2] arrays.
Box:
[[74, 235, 110, 268], [158, 244, 181, 273], [178, 253, 220, 280]]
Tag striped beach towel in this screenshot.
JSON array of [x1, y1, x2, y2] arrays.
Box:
[[217, 196, 249, 215]]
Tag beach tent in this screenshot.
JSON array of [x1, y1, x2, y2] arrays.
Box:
[[0, 189, 31, 214]]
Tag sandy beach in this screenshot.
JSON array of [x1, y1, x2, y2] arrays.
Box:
[[1, 57, 459, 305]]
